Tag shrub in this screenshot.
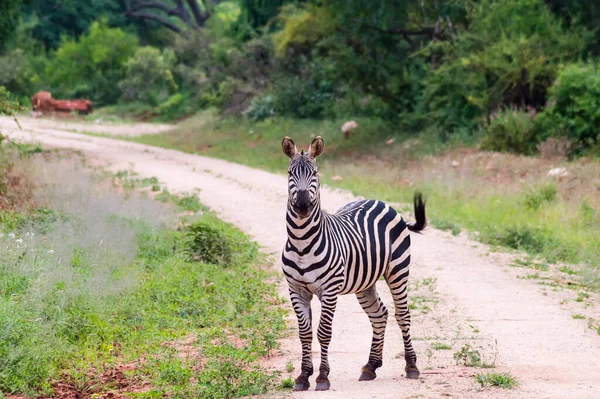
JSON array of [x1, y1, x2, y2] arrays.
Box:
[[157, 93, 189, 121], [184, 219, 256, 266], [480, 108, 538, 154], [535, 62, 600, 153], [119, 46, 177, 105], [244, 94, 276, 121], [524, 184, 557, 210], [270, 62, 337, 119], [536, 136, 573, 158], [420, 0, 590, 133], [45, 19, 138, 105], [0, 49, 38, 97]]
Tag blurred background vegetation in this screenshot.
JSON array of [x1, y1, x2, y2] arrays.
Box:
[[1, 0, 600, 155]]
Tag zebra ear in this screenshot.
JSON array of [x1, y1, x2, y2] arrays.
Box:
[[282, 137, 297, 158], [309, 136, 324, 158]]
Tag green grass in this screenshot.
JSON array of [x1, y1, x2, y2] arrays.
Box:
[[431, 342, 452, 350], [130, 112, 600, 291], [475, 372, 518, 389], [0, 151, 285, 397]]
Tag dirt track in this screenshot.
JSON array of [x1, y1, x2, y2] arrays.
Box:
[[1, 116, 599, 399]]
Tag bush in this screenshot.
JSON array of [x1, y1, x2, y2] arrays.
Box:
[[45, 19, 138, 105], [184, 219, 256, 266], [535, 62, 600, 153], [269, 62, 337, 119], [119, 46, 177, 105], [157, 93, 189, 121], [0, 49, 38, 97], [480, 108, 538, 154], [420, 0, 590, 134], [244, 94, 276, 121], [524, 184, 557, 210]]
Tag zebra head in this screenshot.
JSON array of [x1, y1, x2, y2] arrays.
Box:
[[282, 136, 324, 219]]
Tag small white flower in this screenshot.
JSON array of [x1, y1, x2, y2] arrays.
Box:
[[15, 238, 23, 244], [8, 233, 15, 238], [47, 249, 55, 254]]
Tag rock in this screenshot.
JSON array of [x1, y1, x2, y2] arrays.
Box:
[[341, 121, 358, 140], [386, 138, 395, 145], [547, 167, 568, 177], [331, 175, 343, 181], [451, 160, 460, 167]]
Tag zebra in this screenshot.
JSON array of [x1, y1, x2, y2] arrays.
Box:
[[281, 136, 426, 391]]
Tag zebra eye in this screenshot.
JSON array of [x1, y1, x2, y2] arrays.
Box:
[[312, 170, 318, 176], [288, 171, 292, 176]]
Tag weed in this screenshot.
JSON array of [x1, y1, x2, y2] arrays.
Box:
[[177, 193, 201, 212], [475, 372, 518, 389], [431, 342, 452, 350], [285, 362, 295, 373], [559, 266, 578, 275], [576, 291, 590, 302], [431, 219, 461, 235], [281, 377, 294, 389], [572, 314, 585, 319], [453, 344, 482, 367], [524, 183, 557, 210]]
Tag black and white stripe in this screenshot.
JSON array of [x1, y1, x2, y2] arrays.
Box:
[[281, 136, 426, 391]]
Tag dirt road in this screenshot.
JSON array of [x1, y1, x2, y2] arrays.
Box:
[[2, 116, 599, 399]]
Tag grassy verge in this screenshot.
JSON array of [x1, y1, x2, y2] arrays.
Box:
[[132, 112, 600, 290], [0, 146, 285, 398]]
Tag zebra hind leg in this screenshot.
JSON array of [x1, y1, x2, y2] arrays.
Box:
[[356, 285, 388, 381], [385, 256, 420, 379]]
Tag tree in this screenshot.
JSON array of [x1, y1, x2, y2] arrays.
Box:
[[123, 0, 225, 33], [0, 0, 22, 51]]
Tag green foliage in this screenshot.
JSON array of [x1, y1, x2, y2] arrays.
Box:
[[272, 4, 337, 58], [0, 152, 285, 395], [45, 19, 138, 105], [184, 218, 257, 266], [421, 0, 590, 134], [524, 184, 557, 210], [0, 86, 20, 116], [475, 372, 518, 389], [245, 94, 276, 121], [269, 62, 337, 118], [536, 63, 600, 153], [453, 344, 482, 367], [0, 0, 22, 51], [0, 49, 38, 97], [481, 108, 538, 154], [23, 0, 129, 50], [119, 46, 177, 104]]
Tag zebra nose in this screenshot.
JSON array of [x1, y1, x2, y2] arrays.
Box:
[[295, 190, 311, 211]]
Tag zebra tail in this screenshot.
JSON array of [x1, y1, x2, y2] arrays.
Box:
[[407, 192, 426, 233]]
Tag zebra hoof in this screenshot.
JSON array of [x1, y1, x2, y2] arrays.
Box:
[[405, 366, 420, 380], [293, 381, 310, 391], [359, 369, 377, 381], [315, 379, 331, 391]]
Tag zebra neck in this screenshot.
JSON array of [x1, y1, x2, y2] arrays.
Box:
[[286, 203, 325, 252]]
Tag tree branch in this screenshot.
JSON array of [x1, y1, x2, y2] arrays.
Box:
[[186, 0, 208, 27], [126, 11, 183, 33]]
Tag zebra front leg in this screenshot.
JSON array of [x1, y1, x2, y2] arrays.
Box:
[[289, 288, 314, 391], [315, 292, 339, 391], [356, 286, 388, 381]]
